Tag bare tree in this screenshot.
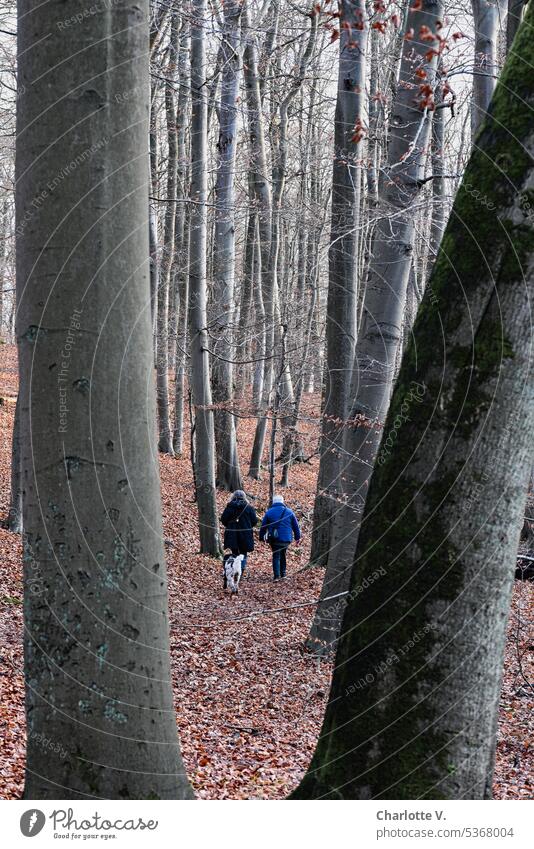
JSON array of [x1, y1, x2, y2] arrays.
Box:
[[212, 0, 244, 491], [189, 0, 222, 554]]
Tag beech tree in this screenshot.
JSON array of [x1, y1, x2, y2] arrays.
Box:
[[294, 3, 534, 797], [16, 0, 193, 798], [188, 0, 221, 553]]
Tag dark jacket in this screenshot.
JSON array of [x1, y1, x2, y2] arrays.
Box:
[[220, 497, 258, 554], [259, 503, 301, 545]]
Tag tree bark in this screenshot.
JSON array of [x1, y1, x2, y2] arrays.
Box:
[[156, 11, 178, 455], [16, 0, 193, 798], [188, 0, 222, 555], [244, 7, 275, 479], [212, 0, 243, 492], [293, 6, 534, 796], [471, 0, 507, 137], [7, 393, 22, 533], [310, 0, 368, 565]]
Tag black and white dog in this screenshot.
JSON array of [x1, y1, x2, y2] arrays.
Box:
[[223, 553, 245, 595]]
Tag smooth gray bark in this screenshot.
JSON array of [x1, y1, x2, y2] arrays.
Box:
[[156, 11, 178, 455], [471, 0, 507, 137], [310, 0, 368, 564], [244, 7, 275, 478], [212, 0, 243, 492], [8, 393, 22, 534], [16, 0, 193, 798], [188, 0, 221, 554]]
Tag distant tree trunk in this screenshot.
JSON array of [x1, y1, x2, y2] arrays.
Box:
[[169, 21, 190, 370], [507, 0, 527, 50], [7, 394, 22, 533], [172, 23, 191, 456], [149, 82, 159, 349], [310, 0, 368, 565], [0, 198, 7, 337], [212, 0, 243, 492], [156, 11, 178, 455], [188, 0, 221, 555], [308, 0, 444, 652], [244, 9, 275, 479], [471, 0, 507, 136], [16, 0, 193, 799], [294, 6, 534, 796], [429, 99, 448, 262], [173, 207, 190, 456]]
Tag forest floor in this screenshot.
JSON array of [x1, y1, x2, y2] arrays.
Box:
[[0, 343, 532, 800]]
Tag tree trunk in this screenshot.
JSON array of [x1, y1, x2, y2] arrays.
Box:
[[212, 0, 243, 492], [156, 11, 178, 455], [293, 6, 534, 797], [471, 0, 507, 137], [16, 0, 193, 799], [507, 0, 527, 50], [169, 22, 190, 371], [244, 9, 275, 479], [7, 393, 22, 533], [307, 0, 444, 652], [188, 0, 221, 555], [309, 0, 368, 565]]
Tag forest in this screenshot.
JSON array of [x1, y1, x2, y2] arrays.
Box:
[[0, 0, 532, 802]]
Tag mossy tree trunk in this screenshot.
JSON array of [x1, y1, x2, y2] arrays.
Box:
[[293, 4, 534, 798], [16, 0, 193, 798]]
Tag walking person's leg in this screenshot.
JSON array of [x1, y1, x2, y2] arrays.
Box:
[[280, 545, 288, 578], [271, 543, 281, 580]]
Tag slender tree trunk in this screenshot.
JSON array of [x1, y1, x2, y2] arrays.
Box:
[[308, 0, 444, 651], [244, 9, 275, 478], [0, 198, 7, 337], [507, 0, 527, 50], [7, 394, 22, 533], [188, 0, 221, 555], [310, 0, 368, 565], [156, 11, 178, 455], [471, 0, 507, 137], [429, 100, 448, 262], [16, 0, 193, 799], [173, 205, 190, 456], [169, 22, 190, 369], [212, 0, 243, 492], [294, 9, 534, 796], [149, 82, 159, 352]]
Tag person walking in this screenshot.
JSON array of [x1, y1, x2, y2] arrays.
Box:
[[259, 494, 301, 581], [220, 490, 258, 574]]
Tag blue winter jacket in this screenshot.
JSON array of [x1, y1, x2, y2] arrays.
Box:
[[259, 503, 301, 545]]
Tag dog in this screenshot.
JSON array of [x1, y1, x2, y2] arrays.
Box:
[[223, 553, 244, 596]]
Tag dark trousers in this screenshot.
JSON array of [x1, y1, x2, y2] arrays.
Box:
[[270, 542, 288, 579]]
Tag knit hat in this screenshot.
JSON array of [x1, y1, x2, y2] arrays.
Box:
[[233, 489, 247, 501], [272, 494, 285, 504]]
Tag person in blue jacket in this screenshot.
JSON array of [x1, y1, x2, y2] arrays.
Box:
[[220, 490, 258, 573], [259, 494, 301, 581]]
